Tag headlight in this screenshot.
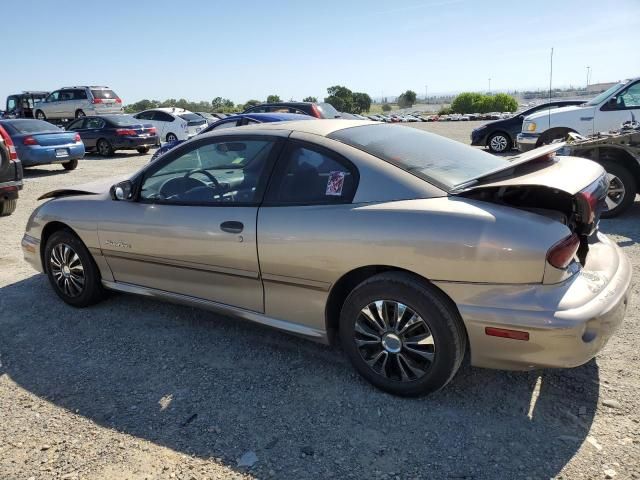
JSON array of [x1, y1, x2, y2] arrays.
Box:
[[526, 122, 537, 132]]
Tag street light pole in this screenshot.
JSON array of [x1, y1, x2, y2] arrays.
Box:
[[425, 84, 428, 103], [488, 78, 491, 94], [586, 66, 591, 88]]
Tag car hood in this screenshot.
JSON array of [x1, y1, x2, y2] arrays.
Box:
[[38, 175, 128, 200], [524, 104, 590, 121]]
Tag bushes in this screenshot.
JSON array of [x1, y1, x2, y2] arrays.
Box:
[[451, 92, 517, 114]]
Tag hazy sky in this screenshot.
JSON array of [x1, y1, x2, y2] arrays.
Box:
[[2, 0, 639, 105]]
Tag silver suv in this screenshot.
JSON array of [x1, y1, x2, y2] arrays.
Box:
[[34, 86, 123, 121]]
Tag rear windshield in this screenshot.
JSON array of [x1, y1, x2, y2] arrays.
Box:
[[104, 115, 141, 126], [328, 124, 508, 190], [2, 119, 60, 134], [91, 89, 119, 100], [316, 102, 340, 119], [179, 113, 205, 122]]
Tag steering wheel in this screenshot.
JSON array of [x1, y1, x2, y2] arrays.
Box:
[[184, 169, 220, 190]]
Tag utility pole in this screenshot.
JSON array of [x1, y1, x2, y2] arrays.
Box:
[[488, 78, 491, 94], [586, 66, 591, 88], [424, 85, 428, 103]]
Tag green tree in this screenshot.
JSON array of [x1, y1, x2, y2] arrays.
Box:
[[243, 99, 261, 110], [397, 90, 417, 108], [324, 85, 354, 113], [491, 93, 518, 112], [382, 103, 392, 112], [352, 92, 372, 114], [266, 95, 281, 103], [303, 96, 317, 102], [451, 92, 484, 113]]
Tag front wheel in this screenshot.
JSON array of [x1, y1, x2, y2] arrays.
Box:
[[487, 132, 512, 153], [137, 146, 150, 154], [44, 229, 106, 307], [601, 160, 636, 218], [339, 272, 466, 396], [62, 159, 78, 170]]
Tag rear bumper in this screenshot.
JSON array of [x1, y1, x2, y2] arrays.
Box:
[[516, 133, 539, 152], [19, 143, 85, 166], [112, 135, 159, 150], [435, 233, 632, 370]]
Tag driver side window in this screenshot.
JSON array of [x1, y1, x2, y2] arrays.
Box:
[[617, 83, 640, 109], [140, 138, 278, 205]]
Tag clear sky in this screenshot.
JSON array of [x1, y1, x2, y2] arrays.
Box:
[[2, 0, 639, 105]]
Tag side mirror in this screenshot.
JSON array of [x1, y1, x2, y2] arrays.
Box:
[[110, 180, 133, 201], [604, 97, 618, 110]]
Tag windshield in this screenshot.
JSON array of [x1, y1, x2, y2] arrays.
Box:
[[316, 102, 341, 118], [328, 124, 508, 190], [2, 119, 60, 134], [584, 83, 623, 106]]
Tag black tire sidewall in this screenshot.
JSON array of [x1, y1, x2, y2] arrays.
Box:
[[0, 199, 17, 216], [601, 160, 636, 218], [166, 133, 177, 142], [44, 230, 104, 307], [339, 274, 465, 396], [63, 159, 78, 170], [137, 147, 150, 154], [97, 139, 113, 157]]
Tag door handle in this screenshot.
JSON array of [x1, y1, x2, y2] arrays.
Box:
[[220, 221, 244, 234]]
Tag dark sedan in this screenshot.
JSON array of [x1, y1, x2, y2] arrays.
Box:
[[471, 100, 585, 153], [66, 115, 158, 157], [243, 101, 341, 119]]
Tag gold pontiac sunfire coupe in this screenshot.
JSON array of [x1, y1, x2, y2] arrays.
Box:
[[22, 120, 631, 396]]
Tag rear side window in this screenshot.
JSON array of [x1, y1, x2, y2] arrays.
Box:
[[316, 102, 340, 119], [155, 112, 175, 122], [91, 89, 119, 100], [74, 89, 88, 100], [86, 118, 105, 129], [136, 111, 155, 120], [209, 120, 240, 130], [60, 90, 75, 101], [267, 142, 357, 204]]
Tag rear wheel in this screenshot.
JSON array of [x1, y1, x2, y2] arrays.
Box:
[[44, 229, 105, 307], [487, 132, 512, 153], [339, 272, 466, 396], [0, 199, 17, 216], [166, 133, 178, 143], [35, 110, 46, 120], [97, 139, 114, 157], [600, 159, 636, 218], [62, 159, 78, 170], [75, 109, 85, 118], [136, 146, 150, 154]]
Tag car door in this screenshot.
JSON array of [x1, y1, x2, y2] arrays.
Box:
[[98, 134, 284, 312], [595, 81, 640, 133], [58, 89, 77, 118], [81, 117, 105, 149], [42, 91, 61, 117], [257, 138, 360, 330], [65, 118, 88, 146]]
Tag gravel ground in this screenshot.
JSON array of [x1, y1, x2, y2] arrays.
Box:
[[1, 122, 639, 480]]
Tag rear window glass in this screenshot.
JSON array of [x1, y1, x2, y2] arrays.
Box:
[[328, 124, 508, 190], [91, 89, 119, 100], [316, 102, 340, 119], [3, 119, 60, 134], [179, 113, 204, 122], [104, 115, 141, 126]]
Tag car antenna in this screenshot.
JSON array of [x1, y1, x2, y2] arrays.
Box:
[[548, 47, 553, 129]]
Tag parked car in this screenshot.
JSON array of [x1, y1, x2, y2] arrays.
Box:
[[23, 120, 630, 397], [518, 78, 640, 152], [194, 112, 218, 125], [4, 91, 49, 119], [150, 112, 311, 162], [0, 119, 84, 170], [34, 86, 123, 121], [559, 122, 640, 217], [471, 100, 585, 153], [66, 115, 158, 157], [0, 124, 23, 215], [132, 108, 206, 143], [243, 101, 341, 119]]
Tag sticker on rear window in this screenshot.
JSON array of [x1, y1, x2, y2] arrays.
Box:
[[326, 171, 346, 196]]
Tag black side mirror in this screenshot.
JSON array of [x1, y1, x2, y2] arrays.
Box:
[[604, 97, 618, 110], [110, 180, 133, 201]]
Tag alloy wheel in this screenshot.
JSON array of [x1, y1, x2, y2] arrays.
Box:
[[49, 243, 85, 297], [98, 140, 110, 156], [605, 173, 626, 211], [354, 300, 436, 382], [489, 134, 508, 152]]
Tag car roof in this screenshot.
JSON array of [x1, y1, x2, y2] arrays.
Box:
[[151, 107, 192, 114], [221, 112, 313, 122], [200, 119, 372, 139]]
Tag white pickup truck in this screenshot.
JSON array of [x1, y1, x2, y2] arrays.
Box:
[[517, 77, 640, 152]]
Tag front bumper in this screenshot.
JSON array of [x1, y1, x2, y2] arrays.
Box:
[[435, 233, 632, 370], [516, 133, 540, 152], [470, 128, 488, 146], [22, 234, 42, 272]]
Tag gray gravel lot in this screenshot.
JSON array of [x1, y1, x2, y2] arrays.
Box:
[[1, 121, 639, 480]]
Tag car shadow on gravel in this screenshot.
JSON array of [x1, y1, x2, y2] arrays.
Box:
[[0, 274, 600, 479], [600, 199, 640, 246], [84, 151, 155, 161], [22, 167, 76, 178]]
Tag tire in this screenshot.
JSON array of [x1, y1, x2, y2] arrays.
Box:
[[166, 133, 178, 143], [35, 110, 46, 120], [0, 199, 17, 216], [339, 272, 466, 397], [136, 146, 150, 154], [62, 159, 78, 170], [487, 132, 512, 153], [44, 229, 105, 307], [97, 138, 114, 157], [600, 159, 636, 218], [75, 109, 85, 118]]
